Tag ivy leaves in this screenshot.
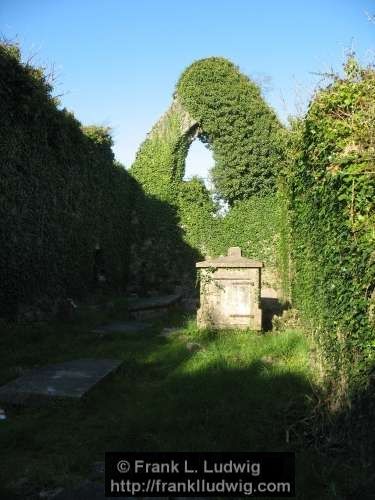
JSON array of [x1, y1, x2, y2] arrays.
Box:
[[289, 57, 375, 388], [177, 57, 285, 205]]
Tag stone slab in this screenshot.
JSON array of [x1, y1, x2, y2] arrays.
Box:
[[131, 308, 170, 321], [0, 359, 122, 404], [127, 294, 181, 312], [92, 321, 151, 334], [158, 327, 181, 338], [196, 246, 263, 268]]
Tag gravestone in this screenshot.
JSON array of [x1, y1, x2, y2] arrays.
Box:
[[196, 247, 263, 330], [0, 359, 122, 405]]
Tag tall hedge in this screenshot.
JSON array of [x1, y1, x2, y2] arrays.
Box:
[[0, 43, 134, 318], [288, 58, 375, 393]]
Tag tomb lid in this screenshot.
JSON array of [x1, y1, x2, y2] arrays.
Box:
[[196, 247, 263, 268]]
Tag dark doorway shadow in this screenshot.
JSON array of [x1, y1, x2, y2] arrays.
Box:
[[261, 297, 289, 331]]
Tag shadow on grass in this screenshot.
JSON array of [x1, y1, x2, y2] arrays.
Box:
[[305, 378, 375, 500], [0, 311, 369, 499], [0, 319, 328, 499]]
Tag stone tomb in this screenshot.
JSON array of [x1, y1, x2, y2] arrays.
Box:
[[0, 359, 122, 405], [196, 247, 263, 330]]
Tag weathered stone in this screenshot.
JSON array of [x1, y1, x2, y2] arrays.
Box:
[[196, 247, 263, 330], [128, 294, 182, 320], [0, 359, 122, 405], [159, 328, 180, 338], [186, 342, 202, 352], [128, 294, 181, 312], [92, 321, 151, 335], [39, 487, 64, 498], [131, 308, 169, 320]]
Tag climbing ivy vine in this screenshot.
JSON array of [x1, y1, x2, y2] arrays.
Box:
[[131, 57, 286, 295], [177, 57, 286, 205], [131, 99, 196, 201], [288, 57, 375, 394], [3, 41, 372, 402], [0, 43, 134, 317]]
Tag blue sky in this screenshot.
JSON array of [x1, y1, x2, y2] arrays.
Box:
[[1, 0, 374, 179]]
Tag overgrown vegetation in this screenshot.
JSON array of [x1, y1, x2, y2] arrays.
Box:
[[131, 98, 195, 201], [1, 40, 374, 498], [177, 57, 286, 205], [176, 183, 284, 296], [0, 42, 198, 317], [131, 57, 286, 295], [0, 42, 135, 318], [287, 56, 375, 400]]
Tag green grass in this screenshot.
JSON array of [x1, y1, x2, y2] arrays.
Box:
[[0, 306, 346, 498]]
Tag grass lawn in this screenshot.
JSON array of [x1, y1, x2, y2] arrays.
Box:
[[0, 302, 346, 499]]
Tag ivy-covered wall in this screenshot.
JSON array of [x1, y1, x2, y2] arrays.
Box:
[[131, 98, 198, 201], [288, 58, 375, 394], [0, 43, 200, 319], [0, 43, 136, 318], [176, 57, 285, 205], [126, 186, 199, 296], [131, 57, 287, 299], [176, 182, 285, 295]]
